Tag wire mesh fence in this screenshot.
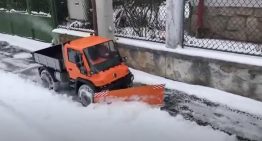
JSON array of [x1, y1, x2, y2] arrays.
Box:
[[184, 0, 262, 56], [113, 0, 167, 43]]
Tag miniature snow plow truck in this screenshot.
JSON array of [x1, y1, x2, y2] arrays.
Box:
[[33, 36, 164, 106]]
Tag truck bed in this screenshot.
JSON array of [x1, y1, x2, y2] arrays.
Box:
[[33, 45, 65, 72]]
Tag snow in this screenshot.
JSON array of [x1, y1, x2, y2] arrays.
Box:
[[13, 52, 32, 59], [131, 68, 262, 116], [185, 35, 262, 56], [0, 33, 50, 52], [115, 27, 166, 43], [0, 71, 235, 141], [52, 28, 91, 37], [31, 11, 51, 17], [1, 32, 261, 116], [9, 9, 27, 13], [117, 37, 262, 67], [1, 33, 262, 116]]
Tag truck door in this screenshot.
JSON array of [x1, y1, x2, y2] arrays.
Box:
[[66, 48, 87, 80]]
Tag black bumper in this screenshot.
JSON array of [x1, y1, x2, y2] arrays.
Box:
[[99, 73, 134, 91]]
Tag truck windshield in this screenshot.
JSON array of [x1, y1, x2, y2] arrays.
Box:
[[83, 41, 122, 73]]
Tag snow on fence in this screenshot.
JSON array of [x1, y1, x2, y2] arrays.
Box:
[[113, 0, 167, 43], [0, 0, 51, 17], [184, 0, 262, 56]]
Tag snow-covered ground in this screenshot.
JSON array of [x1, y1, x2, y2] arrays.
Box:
[[0, 33, 50, 52], [0, 71, 235, 141], [1, 33, 262, 140], [1, 32, 262, 116]]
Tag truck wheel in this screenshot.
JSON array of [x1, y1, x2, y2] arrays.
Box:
[[40, 70, 55, 90], [78, 84, 94, 107]]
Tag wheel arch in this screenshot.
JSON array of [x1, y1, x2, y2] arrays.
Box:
[[38, 66, 58, 82], [75, 78, 96, 95]]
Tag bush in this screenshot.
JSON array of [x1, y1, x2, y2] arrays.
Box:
[[9, 0, 27, 11], [0, 0, 7, 9], [31, 0, 50, 13]]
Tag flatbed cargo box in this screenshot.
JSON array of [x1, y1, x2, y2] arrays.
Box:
[[33, 45, 65, 72]]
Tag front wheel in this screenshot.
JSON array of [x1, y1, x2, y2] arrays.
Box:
[[78, 84, 94, 107]]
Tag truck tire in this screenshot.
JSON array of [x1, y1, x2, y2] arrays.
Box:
[[78, 84, 94, 107], [40, 70, 56, 90]]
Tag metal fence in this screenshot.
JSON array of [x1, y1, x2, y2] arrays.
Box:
[[113, 0, 166, 43], [0, 0, 54, 42], [183, 0, 262, 56], [0, 0, 52, 16]]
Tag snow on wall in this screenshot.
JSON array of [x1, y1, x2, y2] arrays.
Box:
[[116, 37, 262, 67], [31, 11, 51, 17], [0, 33, 50, 52], [52, 28, 91, 37]]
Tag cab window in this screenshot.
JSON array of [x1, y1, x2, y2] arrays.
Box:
[[68, 48, 78, 63]]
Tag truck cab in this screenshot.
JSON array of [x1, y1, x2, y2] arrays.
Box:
[[64, 36, 133, 90], [34, 36, 133, 106]]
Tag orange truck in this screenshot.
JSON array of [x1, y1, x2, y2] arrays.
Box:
[[33, 36, 164, 106]]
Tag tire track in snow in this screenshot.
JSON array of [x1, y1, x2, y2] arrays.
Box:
[[163, 89, 262, 141]]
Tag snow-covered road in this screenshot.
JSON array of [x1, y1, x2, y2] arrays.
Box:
[[1, 33, 262, 140], [0, 71, 235, 141]]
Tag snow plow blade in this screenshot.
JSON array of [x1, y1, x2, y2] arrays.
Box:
[[94, 84, 165, 106]]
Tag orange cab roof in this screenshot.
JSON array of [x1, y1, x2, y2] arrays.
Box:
[[68, 36, 110, 50]]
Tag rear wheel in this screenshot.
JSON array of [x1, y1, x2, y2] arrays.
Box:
[[40, 70, 55, 90], [78, 84, 94, 107]]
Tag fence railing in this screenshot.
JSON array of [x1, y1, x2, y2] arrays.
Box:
[[0, 0, 54, 42], [113, 0, 166, 43], [183, 0, 262, 56]]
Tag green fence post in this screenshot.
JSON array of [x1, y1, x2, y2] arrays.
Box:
[[26, 0, 35, 39], [26, 0, 31, 14], [49, 0, 58, 28], [6, 0, 14, 35]]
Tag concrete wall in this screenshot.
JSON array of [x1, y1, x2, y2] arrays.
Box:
[[55, 32, 262, 102], [118, 43, 262, 101], [189, 6, 262, 43]]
